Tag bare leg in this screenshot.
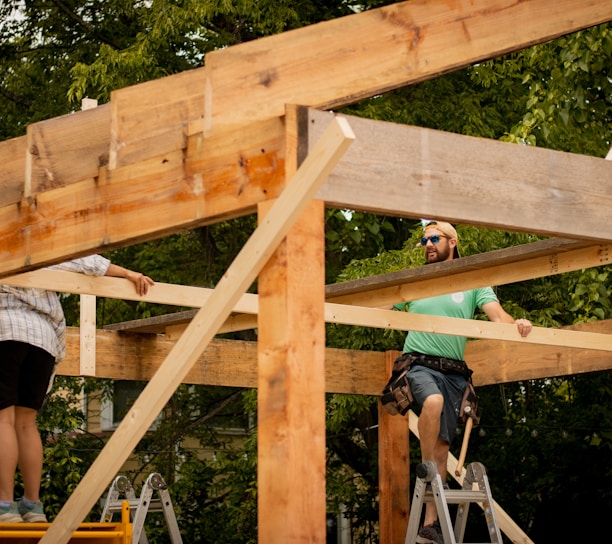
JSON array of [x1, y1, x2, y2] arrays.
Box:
[[418, 394, 449, 527], [15, 407, 43, 501], [0, 406, 18, 502]]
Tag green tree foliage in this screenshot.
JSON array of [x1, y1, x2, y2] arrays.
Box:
[[2, 1, 611, 541]]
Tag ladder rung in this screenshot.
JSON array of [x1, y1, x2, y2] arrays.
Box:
[[104, 498, 166, 513], [423, 489, 489, 503]]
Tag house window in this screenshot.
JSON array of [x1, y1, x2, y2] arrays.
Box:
[[100, 381, 159, 431]]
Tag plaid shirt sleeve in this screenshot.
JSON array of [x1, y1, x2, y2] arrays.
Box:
[[0, 255, 111, 362]]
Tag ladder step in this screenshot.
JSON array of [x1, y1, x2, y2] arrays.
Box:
[[423, 489, 489, 503], [104, 498, 167, 513]]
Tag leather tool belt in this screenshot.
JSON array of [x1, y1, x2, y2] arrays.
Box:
[[404, 352, 473, 380], [380, 352, 473, 417]]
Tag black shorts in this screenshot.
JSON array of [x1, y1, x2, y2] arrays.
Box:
[[407, 365, 467, 445], [0, 340, 56, 411]]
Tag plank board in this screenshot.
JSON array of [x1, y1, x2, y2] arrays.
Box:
[[7, 268, 612, 353], [326, 303, 612, 351], [308, 109, 612, 242]]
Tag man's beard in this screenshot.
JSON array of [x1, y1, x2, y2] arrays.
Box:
[[426, 246, 451, 263]]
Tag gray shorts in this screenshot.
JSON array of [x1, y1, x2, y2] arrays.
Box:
[[407, 365, 467, 445]]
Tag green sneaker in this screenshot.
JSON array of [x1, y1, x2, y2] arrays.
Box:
[[17, 499, 47, 523], [0, 501, 22, 523]]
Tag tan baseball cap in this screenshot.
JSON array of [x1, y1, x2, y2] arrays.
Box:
[[424, 220, 460, 258]]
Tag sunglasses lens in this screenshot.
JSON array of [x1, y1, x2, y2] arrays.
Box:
[[420, 235, 441, 246]]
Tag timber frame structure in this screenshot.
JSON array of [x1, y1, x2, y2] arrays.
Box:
[[1, 1, 612, 542]]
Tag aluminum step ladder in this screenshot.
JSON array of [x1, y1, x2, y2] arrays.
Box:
[[404, 460, 502, 544], [101, 472, 183, 544]]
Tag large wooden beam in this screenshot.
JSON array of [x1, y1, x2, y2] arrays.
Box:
[[205, 0, 612, 133], [0, 117, 287, 277], [308, 109, 612, 242], [59, 329, 385, 392], [256, 107, 328, 542], [378, 353, 411, 544], [58, 319, 612, 393]]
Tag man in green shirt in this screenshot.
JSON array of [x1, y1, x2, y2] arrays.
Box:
[[389, 221, 532, 544]]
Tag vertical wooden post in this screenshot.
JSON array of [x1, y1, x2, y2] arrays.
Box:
[[257, 105, 327, 542], [79, 294, 97, 376], [379, 350, 411, 544]]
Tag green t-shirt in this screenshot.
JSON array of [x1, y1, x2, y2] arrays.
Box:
[[394, 288, 498, 361]]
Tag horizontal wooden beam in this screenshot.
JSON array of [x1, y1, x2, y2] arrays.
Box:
[[326, 238, 610, 307], [6, 269, 612, 352], [57, 319, 612, 394], [205, 0, 612, 133], [59, 329, 385, 394], [309, 109, 612, 242], [0, 117, 286, 277], [325, 303, 612, 351]]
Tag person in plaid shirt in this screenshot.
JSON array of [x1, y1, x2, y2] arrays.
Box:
[[0, 255, 153, 523]]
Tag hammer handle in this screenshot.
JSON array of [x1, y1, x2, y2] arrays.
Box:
[[455, 417, 473, 476]]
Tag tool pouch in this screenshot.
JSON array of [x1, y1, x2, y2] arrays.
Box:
[[458, 380, 481, 425], [380, 353, 415, 416]]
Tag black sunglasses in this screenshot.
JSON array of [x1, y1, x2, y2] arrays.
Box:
[[420, 234, 448, 246]]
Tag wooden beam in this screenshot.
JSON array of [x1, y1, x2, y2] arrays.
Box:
[[326, 303, 612, 351], [467, 319, 612, 385], [7, 268, 612, 351], [205, 0, 612, 132], [308, 109, 612, 242], [0, 119, 286, 278], [79, 295, 96, 376], [59, 329, 386, 393], [326, 239, 609, 307], [256, 104, 328, 542], [57, 319, 612, 394], [40, 116, 355, 544]]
